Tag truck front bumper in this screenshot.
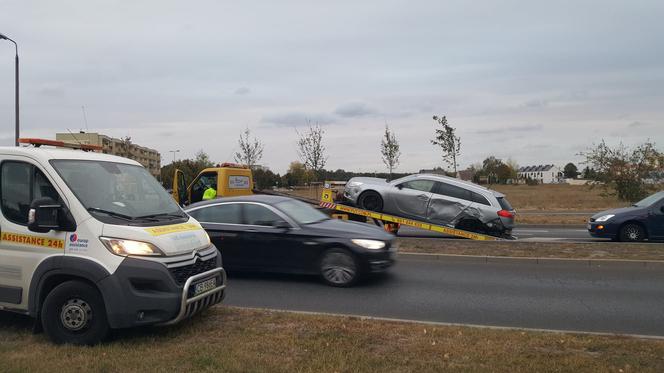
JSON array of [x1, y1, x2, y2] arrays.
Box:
[[97, 250, 226, 329]]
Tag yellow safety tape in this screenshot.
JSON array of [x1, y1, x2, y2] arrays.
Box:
[[1, 232, 65, 250], [144, 223, 202, 236]]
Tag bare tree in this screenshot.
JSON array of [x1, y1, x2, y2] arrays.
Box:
[[380, 124, 401, 179], [430, 115, 461, 174], [234, 127, 264, 168], [296, 121, 328, 177], [120, 136, 132, 159]]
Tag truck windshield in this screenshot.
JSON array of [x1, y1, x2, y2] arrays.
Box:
[[51, 160, 186, 225]]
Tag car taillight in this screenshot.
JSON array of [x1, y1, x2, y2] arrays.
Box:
[[497, 210, 514, 218]]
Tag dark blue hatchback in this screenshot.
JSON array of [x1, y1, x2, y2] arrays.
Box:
[[588, 191, 664, 242]]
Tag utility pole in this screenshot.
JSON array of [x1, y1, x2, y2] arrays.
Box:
[[0, 33, 19, 146]]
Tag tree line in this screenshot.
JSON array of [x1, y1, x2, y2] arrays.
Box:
[[159, 115, 662, 202]]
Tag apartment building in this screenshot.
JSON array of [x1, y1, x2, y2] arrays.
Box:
[[55, 132, 161, 177]]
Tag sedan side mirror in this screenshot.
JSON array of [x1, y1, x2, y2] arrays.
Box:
[[28, 197, 77, 233], [396, 184, 403, 190], [272, 220, 291, 230]]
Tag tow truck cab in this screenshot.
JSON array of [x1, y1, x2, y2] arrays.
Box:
[[173, 163, 254, 205], [0, 140, 226, 345]]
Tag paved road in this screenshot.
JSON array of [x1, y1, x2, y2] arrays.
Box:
[[225, 256, 664, 336], [397, 225, 597, 242]]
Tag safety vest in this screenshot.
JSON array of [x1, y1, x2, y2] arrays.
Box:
[[203, 187, 217, 200]]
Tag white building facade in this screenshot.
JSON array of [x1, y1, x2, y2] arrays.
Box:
[[517, 165, 563, 184]]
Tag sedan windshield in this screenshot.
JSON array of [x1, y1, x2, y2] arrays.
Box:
[[275, 199, 329, 224], [51, 160, 185, 224], [633, 191, 664, 207]]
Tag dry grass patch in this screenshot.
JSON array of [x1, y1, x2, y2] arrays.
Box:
[[398, 238, 664, 261], [2, 307, 664, 372], [491, 184, 624, 211]]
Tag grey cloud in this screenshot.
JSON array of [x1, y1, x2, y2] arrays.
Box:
[[522, 99, 548, 108], [334, 102, 377, 118], [234, 87, 250, 95], [628, 121, 650, 128], [36, 86, 65, 98], [261, 112, 336, 127], [475, 124, 543, 135]]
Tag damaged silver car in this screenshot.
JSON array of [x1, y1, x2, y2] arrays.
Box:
[[343, 174, 515, 237]]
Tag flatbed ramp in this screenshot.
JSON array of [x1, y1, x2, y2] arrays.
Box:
[[319, 187, 502, 241]]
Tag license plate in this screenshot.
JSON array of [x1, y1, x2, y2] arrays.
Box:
[[193, 277, 217, 296]]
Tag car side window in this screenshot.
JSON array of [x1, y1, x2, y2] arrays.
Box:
[[1, 162, 61, 225], [470, 191, 491, 206], [435, 182, 471, 201], [399, 179, 435, 193], [188, 203, 242, 224], [243, 204, 281, 226]]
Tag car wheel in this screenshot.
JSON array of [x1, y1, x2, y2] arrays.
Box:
[[619, 223, 646, 242], [41, 280, 109, 345], [358, 191, 383, 212], [320, 249, 361, 287]]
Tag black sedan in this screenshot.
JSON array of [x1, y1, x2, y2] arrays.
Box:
[[588, 191, 664, 242], [185, 195, 397, 286]]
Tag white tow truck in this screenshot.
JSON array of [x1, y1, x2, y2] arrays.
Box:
[[0, 139, 226, 344]]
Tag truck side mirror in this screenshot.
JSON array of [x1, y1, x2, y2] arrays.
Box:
[[28, 197, 77, 233]]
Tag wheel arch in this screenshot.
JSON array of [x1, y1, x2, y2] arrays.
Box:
[[28, 257, 111, 317]]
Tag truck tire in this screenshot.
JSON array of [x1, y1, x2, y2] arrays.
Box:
[[319, 248, 361, 287], [41, 280, 109, 345]]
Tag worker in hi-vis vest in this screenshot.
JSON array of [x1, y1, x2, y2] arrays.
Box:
[[202, 182, 217, 200]]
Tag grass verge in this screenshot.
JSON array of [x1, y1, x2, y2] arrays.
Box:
[[2, 306, 664, 372], [398, 238, 664, 261]]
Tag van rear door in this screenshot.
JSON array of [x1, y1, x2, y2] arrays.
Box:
[[172, 169, 187, 205]]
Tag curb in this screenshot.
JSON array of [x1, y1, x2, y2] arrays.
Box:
[[397, 252, 664, 267], [230, 306, 664, 341]]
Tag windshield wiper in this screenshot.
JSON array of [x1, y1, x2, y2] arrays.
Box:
[[87, 207, 135, 221], [135, 212, 186, 220]]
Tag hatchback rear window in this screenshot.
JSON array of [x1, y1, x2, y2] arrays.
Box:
[[497, 197, 514, 211]]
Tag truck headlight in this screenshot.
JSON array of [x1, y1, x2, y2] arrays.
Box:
[[100, 237, 164, 256], [352, 239, 386, 250], [595, 214, 615, 222]]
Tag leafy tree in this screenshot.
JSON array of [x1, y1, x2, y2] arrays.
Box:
[[282, 161, 315, 187], [580, 140, 662, 201], [253, 168, 281, 190], [234, 127, 264, 169], [296, 122, 327, 179], [581, 166, 597, 179], [160, 150, 215, 189], [563, 162, 579, 179], [380, 125, 401, 180], [431, 115, 461, 174]]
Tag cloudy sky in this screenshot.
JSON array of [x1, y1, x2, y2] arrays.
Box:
[[0, 0, 662, 173]]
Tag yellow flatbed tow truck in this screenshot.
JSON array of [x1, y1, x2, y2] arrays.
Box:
[[319, 185, 504, 241]]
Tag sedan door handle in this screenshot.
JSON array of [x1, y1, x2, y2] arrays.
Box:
[[417, 194, 429, 200]]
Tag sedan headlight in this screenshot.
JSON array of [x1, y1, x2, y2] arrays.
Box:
[[352, 239, 386, 250], [100, 237, 164, 256], [595, 214, 615, 222], [348, 181, 363, 188]]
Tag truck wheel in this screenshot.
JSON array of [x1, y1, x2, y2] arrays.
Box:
[[320, 249, 361, 287], [358, 191, 383, 212], [619, 224, 646, 242], [41, 280, 109, 345]]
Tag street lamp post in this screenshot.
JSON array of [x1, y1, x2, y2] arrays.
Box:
[[0, 33, 18, 146], [169, 149, 180, 163]]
